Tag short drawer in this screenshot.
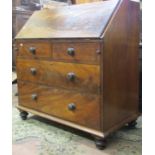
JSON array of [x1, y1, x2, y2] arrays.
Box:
[[16, 41, 52, 58], [18, 82, 101, 130], [16, 59, 100, 93], [53, 42, 101, 64]]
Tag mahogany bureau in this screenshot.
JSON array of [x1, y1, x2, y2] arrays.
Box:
[[15, 0, 140, 149]]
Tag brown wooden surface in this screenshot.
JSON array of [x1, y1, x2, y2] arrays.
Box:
[[12, 8, 33, 67], [16, 41, 52, 58], [72, 0, 103, 4], [16, 59, 100, 93], [53, 42, 100, 64], [43, 0, 69, 9], [16, 0, 119, 39], [13, 9, 33, 38], [101, 0, 140, 131], [18, 81, 101, 130], [16, 40, 101, 64], [12, 0, 21, 8], [16, 105, 104, 137]]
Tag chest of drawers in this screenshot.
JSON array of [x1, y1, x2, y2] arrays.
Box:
[[15, 0, 140, 149]]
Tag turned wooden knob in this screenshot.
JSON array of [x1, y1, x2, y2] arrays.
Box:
[[67, 48, 75, 56], [68, 103, 76, 111], [67, 72, 76, 81], [29, 47, 36, 55], [30, 68, 37, 75], [31, 94, 38, 100]]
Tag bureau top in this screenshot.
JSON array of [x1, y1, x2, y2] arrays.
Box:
[[16, 0, 120, 39]]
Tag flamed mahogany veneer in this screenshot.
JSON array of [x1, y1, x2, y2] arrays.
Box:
[[15, 0, 140, 149]]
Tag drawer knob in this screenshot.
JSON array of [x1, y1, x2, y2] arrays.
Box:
[[67, 72, 76, 81], [30, 68, 37, 75], [67, 48, 75, 56], [31, 94, 37, 100], [29, 47, 36, 55], [68, 103, 76, 111]]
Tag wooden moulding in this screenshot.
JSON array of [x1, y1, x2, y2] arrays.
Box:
[[16, 105, 105, 138], [16, 105, 139, 138]]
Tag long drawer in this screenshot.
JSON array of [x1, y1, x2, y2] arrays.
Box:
[[18, 82, 101, 130], [16, 59, 100, 93]]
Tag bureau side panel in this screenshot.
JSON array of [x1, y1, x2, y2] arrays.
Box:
[[102, 0, 140, 131]]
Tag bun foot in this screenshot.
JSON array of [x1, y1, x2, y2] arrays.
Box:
[[95, 137, 106, 150], [20, 111, 28, 120], [127, 120, 137, 129]]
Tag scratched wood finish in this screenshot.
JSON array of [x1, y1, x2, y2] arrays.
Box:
[[16, 41, 52, 58], [16, 0, 119, 39], [101, 0, 140, 131], [53, 42, 100, 64], [16, 59, 100, 93], [18, 81, 101, 130]]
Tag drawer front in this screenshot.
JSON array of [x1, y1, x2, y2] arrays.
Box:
[[16, 59, 100, 93], [18, 82, 101, 130], [53, 42, 100, 64], [16, 41, 52, 58]]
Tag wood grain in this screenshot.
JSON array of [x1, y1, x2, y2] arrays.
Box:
[[17, 105, 104, 137], [16, 59, 100, 93], [15, 0, 119, 39], [72, 0, 103, 4], [101, 0, 140, 131], [53, 42, 100, 64], [12, 8, 33, 67], [18, 81, 101, 130], [16, 41, 52, 58]]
